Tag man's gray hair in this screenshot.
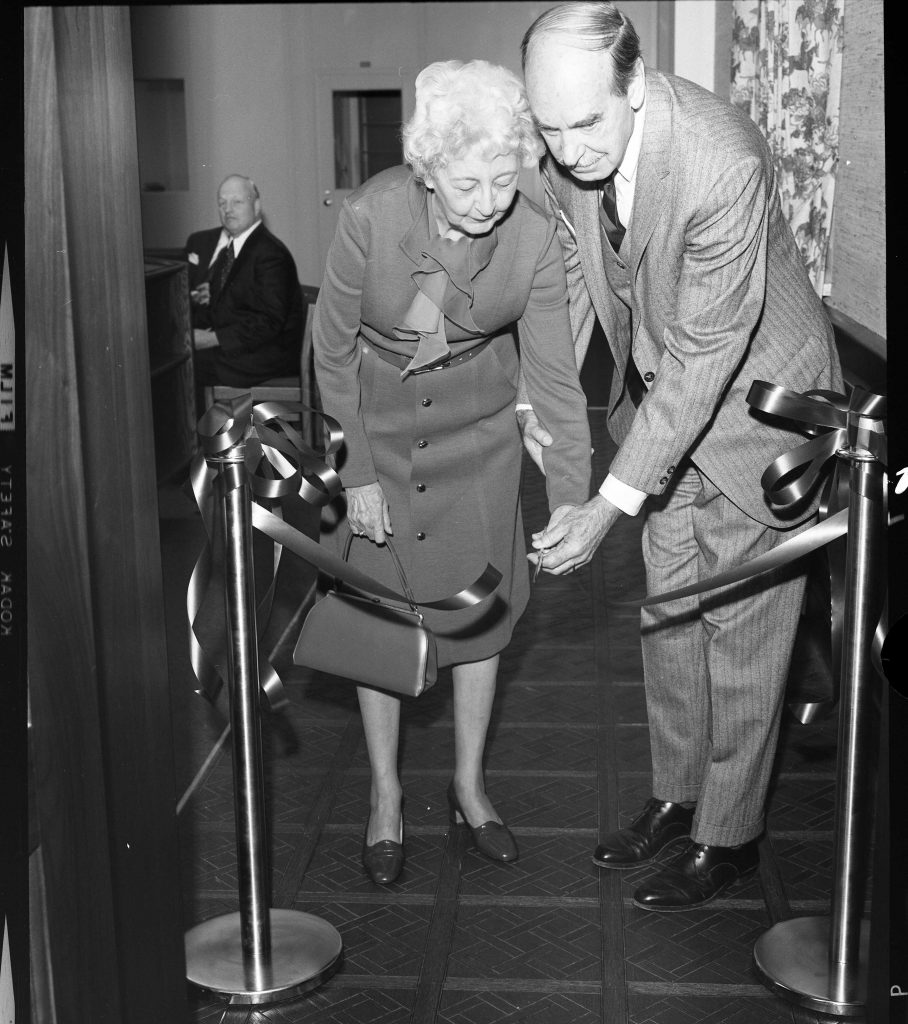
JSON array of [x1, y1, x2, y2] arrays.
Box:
[[521, 1, 642, 97], [218, 174, 260, 201]]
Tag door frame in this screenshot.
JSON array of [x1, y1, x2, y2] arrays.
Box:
[[314, 69, 416, 278]]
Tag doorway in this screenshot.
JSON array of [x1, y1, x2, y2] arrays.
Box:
[[315, 70, 415, 274]]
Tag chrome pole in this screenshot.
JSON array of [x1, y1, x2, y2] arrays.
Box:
[[754, 445, 884, 1016], [221, 449, 271, 971], [185, 434, 342, 1006], [829, 453, 882, 1000]]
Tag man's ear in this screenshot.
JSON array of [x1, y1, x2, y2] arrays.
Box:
[[628, 58, 645, 112]]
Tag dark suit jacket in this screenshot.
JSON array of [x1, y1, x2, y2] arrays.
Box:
[[541, 69, 843, 528], [183, 222, 304, 385]]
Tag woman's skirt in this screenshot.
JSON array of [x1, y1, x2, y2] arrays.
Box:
[[332, 336, 531, 668]]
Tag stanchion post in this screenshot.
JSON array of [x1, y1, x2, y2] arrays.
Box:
[[753, 443, 884, 1016], [185, 433, 342, 1006], [221, 448, 272, 975], [829, 452, 883, 1001]]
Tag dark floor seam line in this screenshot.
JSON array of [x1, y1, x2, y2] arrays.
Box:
[[755, 835, 827, 1023], [409, 825, 468, 1023], [271, 713, 362, 908], [591, 490, 632, 1023], [441, 978, 602, 994], [625, 981, 783, 997], [758, 832, 794, 925]]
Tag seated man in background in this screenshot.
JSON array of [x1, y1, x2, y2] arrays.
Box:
[[185, 173, 304, 412]]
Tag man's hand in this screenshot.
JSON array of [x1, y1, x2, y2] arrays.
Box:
[[516, 408, 553, 475], [193, 328, 219, 350], [527, 504, 574, 573], [529, 494, 621, 574], [346, 482, 393, 545], [190, 282, 211, 307]]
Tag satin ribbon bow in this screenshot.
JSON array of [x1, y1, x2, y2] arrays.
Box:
[[188, 396, 345, 709], [747, 382, 889, 720], [624, 383, 888, 611], [615, 381, 890, 720], [188, 395, 501, 709], [746, 381, 887, 508]]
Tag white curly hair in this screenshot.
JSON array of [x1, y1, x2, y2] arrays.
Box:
[[403, 59, 544, 182]]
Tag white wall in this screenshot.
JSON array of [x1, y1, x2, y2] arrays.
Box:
[[131, 2, 665, 285], [132, 5, 302, 270], [673, 0, 719, 92]]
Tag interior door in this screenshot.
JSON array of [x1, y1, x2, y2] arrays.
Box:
[[315, 70, 415, 277]]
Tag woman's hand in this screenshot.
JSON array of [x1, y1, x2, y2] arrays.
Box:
[[346, 482, 393, 545], [516, 408, 552, 476]]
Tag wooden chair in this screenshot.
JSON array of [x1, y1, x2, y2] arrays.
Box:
[[203, 284, 321, 446]]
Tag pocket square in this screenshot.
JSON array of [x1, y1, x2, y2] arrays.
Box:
[[188, 252, 199, 265]]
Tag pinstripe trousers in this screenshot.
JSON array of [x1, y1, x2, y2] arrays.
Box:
[[639, 463, 809, 847]]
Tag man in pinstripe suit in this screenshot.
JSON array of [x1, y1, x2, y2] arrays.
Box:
[[521, 2, 842, 911]]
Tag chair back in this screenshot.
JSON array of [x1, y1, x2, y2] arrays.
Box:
[[299, 285, 320, 430], [202, 282, 320, 441]]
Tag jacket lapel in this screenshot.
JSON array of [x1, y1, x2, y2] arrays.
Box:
[[398, 177, 431, 270], [628, 72, 672, 343]]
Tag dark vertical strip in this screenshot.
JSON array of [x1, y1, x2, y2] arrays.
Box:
[[590, 417, 629, 1024], [656, 0, 675, 76], [25, 9, 123, 1019], [410, 825, 468, 1023], [271, 715, 363, 906], [2, 3, 28, 1020], [755, 834, 792, 924], [27, 7, 187, 1019], [712, 0, 735, 101]]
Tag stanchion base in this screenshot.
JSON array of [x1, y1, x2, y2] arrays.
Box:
[[753, 915, 869, 1017], [186, 909, 342, 1007]]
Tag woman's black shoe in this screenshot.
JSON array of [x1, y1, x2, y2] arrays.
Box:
[[362, 816, 404, 885], [447, 782, 518, 863]]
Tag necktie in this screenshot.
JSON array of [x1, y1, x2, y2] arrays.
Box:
[[218, 240, 235, 291], [601, 175, 625, 251]]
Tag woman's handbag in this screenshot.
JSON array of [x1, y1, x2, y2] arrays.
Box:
[[293, 533, 438, 696]]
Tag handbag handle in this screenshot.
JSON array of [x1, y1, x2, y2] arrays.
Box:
[[341, 531, 419, 612]]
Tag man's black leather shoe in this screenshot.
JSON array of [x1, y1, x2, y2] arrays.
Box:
[[592, 798, 694, 868], [632, 839, 759, 911]]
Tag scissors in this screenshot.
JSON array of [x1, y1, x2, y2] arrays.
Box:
[[532, 547, 549, 583]]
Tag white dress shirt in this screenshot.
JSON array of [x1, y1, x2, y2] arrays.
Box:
[[597, 88, 648, 516], [207, 220, 262, 267]]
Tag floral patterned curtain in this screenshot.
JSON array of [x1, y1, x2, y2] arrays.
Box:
[[731, 0, 844, 296]]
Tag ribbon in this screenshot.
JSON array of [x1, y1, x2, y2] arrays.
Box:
[[188, 396, 501, 709], [747, 381, 886, 507], [624, 383, 888, 608], [617, 382, 890, 718]]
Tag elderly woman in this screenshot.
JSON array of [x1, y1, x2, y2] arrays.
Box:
[[313, 59, 591, 884]]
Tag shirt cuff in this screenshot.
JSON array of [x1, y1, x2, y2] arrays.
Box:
[[598, 473, 647, 516]]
